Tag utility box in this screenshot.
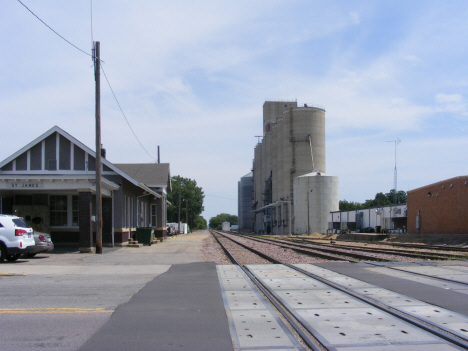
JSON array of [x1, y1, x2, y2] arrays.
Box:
[[222, 222, 230, 231]]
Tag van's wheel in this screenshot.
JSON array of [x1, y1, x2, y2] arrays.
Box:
[[6, 254, 21, 262], [0, 245, 6, 262]]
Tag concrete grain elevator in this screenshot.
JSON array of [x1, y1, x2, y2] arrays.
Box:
[[250, 101, 339, 235]]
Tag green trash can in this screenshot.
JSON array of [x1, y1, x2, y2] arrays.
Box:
[[136, 227, 154, 245]]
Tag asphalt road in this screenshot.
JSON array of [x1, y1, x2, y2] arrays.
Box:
[[0, 232, 212, 351]]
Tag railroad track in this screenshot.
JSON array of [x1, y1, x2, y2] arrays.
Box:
[[270, 237, 467, 261], [238, 233, 468, 289], [211, 230, 468, 350], [239, 235, 413, 262], [378, 242, 468, 253]]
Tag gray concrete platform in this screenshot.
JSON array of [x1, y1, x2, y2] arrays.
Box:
[[78, 262, 233, 351]]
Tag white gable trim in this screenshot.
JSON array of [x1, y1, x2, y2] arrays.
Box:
[[0, 126, 143, 188]]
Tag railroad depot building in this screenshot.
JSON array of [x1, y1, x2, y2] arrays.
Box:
[[0, 126, 171, 251]]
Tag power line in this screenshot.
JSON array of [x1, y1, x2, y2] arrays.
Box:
[[18, 0, 157, 162], [100, 65, 157, 162], [17, 0, 91, 58]]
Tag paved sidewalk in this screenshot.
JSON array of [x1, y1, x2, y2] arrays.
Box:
[[78, 262, 233, 351]]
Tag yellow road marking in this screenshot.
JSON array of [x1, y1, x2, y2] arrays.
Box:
[[0, 308, 113, 314]]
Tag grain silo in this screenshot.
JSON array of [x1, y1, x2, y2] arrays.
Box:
[[253, 142, 264, 231], [289, 106, 326, 174], [249, 100, 338, 234], [263, 101, 297, 136], [293, 172, 339, 234], [238, 172, 254, 232]]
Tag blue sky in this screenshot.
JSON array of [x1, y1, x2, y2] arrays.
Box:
[[2, 1, 467, 222]]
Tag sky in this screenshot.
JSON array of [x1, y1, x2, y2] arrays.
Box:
[[2, 1, 468, 223]]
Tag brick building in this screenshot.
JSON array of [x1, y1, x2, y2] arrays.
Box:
[[407, 176, 468, 234], [0, 126, 171, 251]]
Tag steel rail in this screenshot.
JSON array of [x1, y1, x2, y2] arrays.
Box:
[[274, 237, 459, 260], [215, 231, 468, 349], [210, 230, 323, 351], [267, 237, 468, 286], [295, 237, 468, 258], [242, 235, 392, 262], [367, 263, 468, 287], [381, 242, 468, 253]]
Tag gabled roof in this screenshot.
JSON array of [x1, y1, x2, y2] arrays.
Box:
[[0, 125, 94, 169], [114, 163, 171, 191], [0, 126, 166, 197]]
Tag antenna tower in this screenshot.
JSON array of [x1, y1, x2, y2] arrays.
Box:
[[386, 138, 401, 204]]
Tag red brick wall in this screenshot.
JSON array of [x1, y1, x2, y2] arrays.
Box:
[[407, 176, 468, 234]]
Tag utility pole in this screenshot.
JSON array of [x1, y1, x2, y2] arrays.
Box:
[[178, 179, 181, 234], [94, 41, 102, 254], [185, 199, 188, 231]]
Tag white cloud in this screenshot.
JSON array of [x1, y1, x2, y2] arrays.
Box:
[[435, 93, 467, 116]]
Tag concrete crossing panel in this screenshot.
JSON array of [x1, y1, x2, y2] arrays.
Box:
[[247, 264, 464, 350], [217, 265, 305, 351]]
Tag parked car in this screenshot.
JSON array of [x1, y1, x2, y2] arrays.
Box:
[[0, 214, 36, 262], [23, 232, 54, 257]]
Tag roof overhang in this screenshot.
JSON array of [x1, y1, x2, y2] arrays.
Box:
[[0, 175, 120, 197], [138, 183, 161, 199]]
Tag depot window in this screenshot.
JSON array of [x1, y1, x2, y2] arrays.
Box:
[[50, 195, 79, 227], [50, 195, 67, 226]]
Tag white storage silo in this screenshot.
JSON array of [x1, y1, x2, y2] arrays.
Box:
[[293, 172, 339, 234]]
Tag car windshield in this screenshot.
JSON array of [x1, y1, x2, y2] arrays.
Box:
[[12, 218, 29, 228]]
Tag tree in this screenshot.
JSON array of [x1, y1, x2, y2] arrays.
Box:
[[167, 176, 205, 232], [339, 189, 407, 209], [209, 213, 238, 230], [192, 216, 207, 230], [385, 189, 407, 204], [339, 200, 363, 211], [373, 192, 392, 207]]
